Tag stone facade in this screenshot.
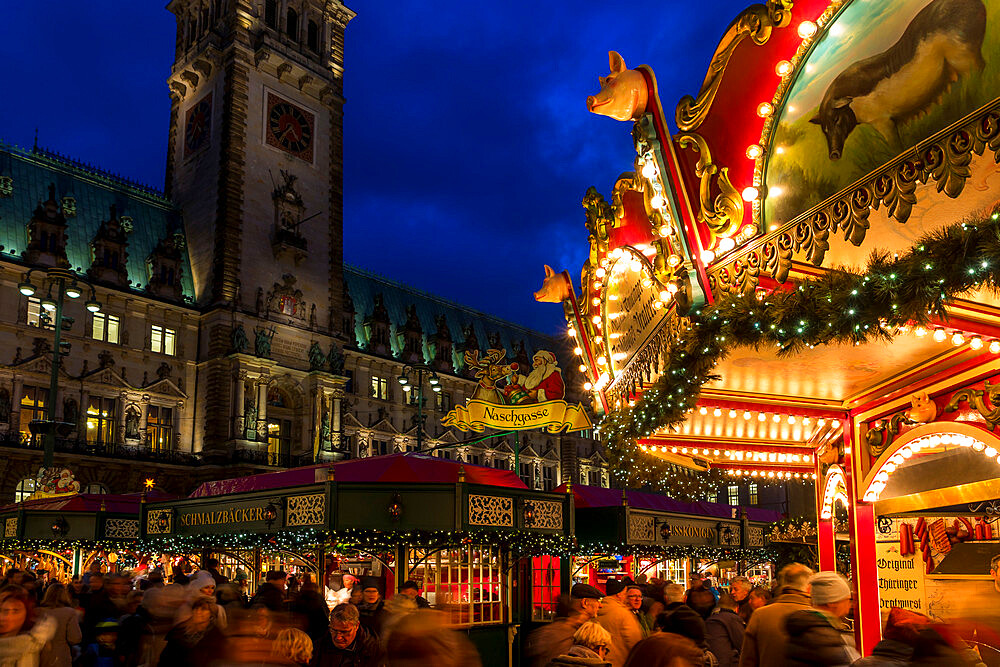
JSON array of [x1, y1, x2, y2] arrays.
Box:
[[0, 0, 608, 503]]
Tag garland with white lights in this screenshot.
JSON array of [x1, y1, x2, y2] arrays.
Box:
[[601, 210, 1000, 497]]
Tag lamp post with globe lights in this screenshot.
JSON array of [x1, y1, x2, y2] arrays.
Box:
[[17, 268, 102, 470], [397, 363, 441, 453]]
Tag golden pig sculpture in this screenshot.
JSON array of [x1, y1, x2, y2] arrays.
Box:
[[586, 51, 649, 121]]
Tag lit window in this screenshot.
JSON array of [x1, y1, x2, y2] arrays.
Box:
[[728, 484, 740, 506], [14, 478, 35, 503], [542, 466, 555, 491], [26, 297, 52, 329], [19, 387, 48, 442], [91, 312, 120, 344], [147, 406, 173, 452], [749, 482, 759, 505], [84, 483, 108, 494], [588, 470, 602, 487], [407, 544, 505, 625], [267, 418, 292, 464], [86, 396, 117, 445], [151, 325, 176, 356], [435, 391, 452, 411], [370, 375, 388, 400], [531, 556, 561, 621]]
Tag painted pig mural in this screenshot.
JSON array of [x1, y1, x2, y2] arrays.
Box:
[[586, 51, 649, 121], [811, 0, 986, 159]]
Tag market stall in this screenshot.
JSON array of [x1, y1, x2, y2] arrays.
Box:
[[140, 452, 574, 667], [557, 483, 779, 590], [536, 0, 1000, 655]]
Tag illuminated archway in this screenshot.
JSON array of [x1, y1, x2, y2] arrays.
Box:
[[820, 464, 848, 520]]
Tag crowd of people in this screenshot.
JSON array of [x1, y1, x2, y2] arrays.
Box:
[[528, 565, 990, 667], [0, 560, 478, 666], [0, 560, 989, 666]]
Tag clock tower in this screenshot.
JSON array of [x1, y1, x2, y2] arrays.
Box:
[[165, 0, 354, 321], [165, 0, 354, 448]]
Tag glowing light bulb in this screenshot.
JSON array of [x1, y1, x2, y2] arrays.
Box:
[[991, 340, 1000, 354], [597, 356, 607, 366], [595, 267, 606, 278], [567, 327, 576, 338], [757, 102, 773, 118], [713, 408, 722, 417], [650, 194, 665, 209], [741, 186, 759, 202], [699, 406, 708, 415], [746, 144, 763, 159], [743, 411, 751, 420], [658, 225, 671, 238], [700, 250, 716, 264], [758, 413, 767, 422], [773, 414, 781, 423], [933, 328, 947, 342], [729, 410, 737, 418], [718, 237, 736, 253], [775, 60, 793, 76], [914, 326, 927, 337], [584, 382, 593, 391], [578, 364, 587, 372], [952, 332, 965, 346], [797, 20, 817, 38], [971, 336, 984, 350], [667, 254, 682, 268], [641, 161, 657, 179], [659, 290, 671, 302]]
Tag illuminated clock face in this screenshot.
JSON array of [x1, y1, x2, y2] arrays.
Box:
[[184, 94, 212, 157], [266, 93, 314, 162]]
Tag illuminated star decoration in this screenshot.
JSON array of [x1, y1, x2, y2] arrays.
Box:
[[144, 478, 156, 490]]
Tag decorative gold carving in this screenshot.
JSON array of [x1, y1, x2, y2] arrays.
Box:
[[146, 509, 173, 535], [675, 0, 793, 132], [286, 494, 326, 527], [945, 380, 1000, 429], [4, 518, 16, 538], [865, 412, 910, 457], [676, 132, 744, 237], [532, 500, 563, 530], [746, 525, 765, 548], [468, 494, 514, 527], [105, 518, 140, 539], [628, 514, 655, 542]]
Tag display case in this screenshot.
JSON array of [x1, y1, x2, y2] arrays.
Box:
[[407, 544, 506, 626]]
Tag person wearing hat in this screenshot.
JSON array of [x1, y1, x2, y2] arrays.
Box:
[[784, 571, 859, 666], [249, 569, 287, 612], [597, 578, 643, 667], [526, 583, 605, 667], [357, 576, 389, 638], [78, 619, 119, 666], [739, 563, 813, 667], [852, 607, 931, 666]]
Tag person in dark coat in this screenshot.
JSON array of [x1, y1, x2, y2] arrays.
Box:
[[82, 574, 120, 643], [356, 578, 390, 639], [705, 594, 744, 667], [291, 575, 330, 647], [203, 558, 230, 588], [157, 597, 226, 667], [685, 573, 716, 620], [397, 581, 429, 609], [655, 601, 715, 665], [785, 572, 858, 667], [249, 570, 287, 612], [849, 606, 930, 667], [526, 584, 604, 667], [310, 603, 385, 667], [727, 577, 753, 624]]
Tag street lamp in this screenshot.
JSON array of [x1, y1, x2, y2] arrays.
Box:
[[397, 363, 441, 453], [18, 268, 102, 470]]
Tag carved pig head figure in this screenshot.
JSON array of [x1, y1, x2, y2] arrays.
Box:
[[586, 51, 649, 121], [534, 265, 572, 303]]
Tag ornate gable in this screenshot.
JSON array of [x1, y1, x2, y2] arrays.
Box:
[[398, 304, 424, 363], [89, 204, 130, 287], [146, 231, 186, 300], [363, 294, 392, 356], [24, 184, 69, 267]]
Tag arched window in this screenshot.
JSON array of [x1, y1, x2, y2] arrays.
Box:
[[307, 20, 319, 52], [266, 386, 294, 465], [286, 8, 298, 40], [84, 483, 109, 495], [264, 0, 277, 29], [14, 478, 35, 503]]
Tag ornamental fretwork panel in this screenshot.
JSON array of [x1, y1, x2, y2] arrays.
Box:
[[146, 509, 173, 535], [628, 514, 656, 543], [468, 495, 514, 527], [531, 500, 563, 530], [745, 525, 765, 548], [4, 518, 16, 538], [286, 494, 326, 527], [105, 518, 140, 539]]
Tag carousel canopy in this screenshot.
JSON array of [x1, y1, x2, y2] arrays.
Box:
[[556, 483, 781, 523], [189, 453, 529, 498]]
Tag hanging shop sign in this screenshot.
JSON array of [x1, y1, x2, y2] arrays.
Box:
[[442, 349, 592, 433], [658, 517, 742, 547]]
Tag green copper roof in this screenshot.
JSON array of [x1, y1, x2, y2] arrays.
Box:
[[344, 265, 557, 370], [0, 142, 195, 300]]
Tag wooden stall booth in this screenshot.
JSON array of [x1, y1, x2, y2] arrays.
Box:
[[140, 452, 575, 667]]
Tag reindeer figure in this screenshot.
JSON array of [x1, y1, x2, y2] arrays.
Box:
[[465, 348, 518, 405]]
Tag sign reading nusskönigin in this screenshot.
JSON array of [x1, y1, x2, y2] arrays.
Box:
[[442, 348, 592, 433]]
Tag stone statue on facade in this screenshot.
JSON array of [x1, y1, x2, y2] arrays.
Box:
[[253, 327, 275, 358], [231, 323, 249, 354], [124, 408, 141, 440], [308, 342, 326, 371], [327, 343, 345, 375]]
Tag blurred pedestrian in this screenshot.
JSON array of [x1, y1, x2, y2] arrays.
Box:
[[203, 558, 229, 589], [158, 597, 225, 666], [850, 607, 930, 666], [747, 588, 770, 613], [705, 593, 744, 667], [273, 627, 314, 666], [290, 574, 329, 647], [545, 621, 612, 667], [624, 632, 706, 667], [596, 578, 642, 667], [252, 571, 288, 613], [785, 571, 858, 666], [727, 577, 752, 624], [738, 563, 813, 667], [385, 609, 480, 667], [357, 578, 389, 639], [310, 603, 383, 667], [77, 620, 119, 667], [526, 583, 604, 667], [37, 583, 82, 667], [685, 573, 716, 620], [397, 582, 428, 609], [176, 571, 227, 630], [654, 601, 716, 666], [0, 586, 56, 666]]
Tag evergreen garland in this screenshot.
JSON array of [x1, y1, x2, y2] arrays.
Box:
[[601, 210, 1000, 497]]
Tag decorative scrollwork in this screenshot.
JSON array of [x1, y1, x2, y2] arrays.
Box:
[[676, 132, 744, 236], [468, 495, 514, 527], [675, 0, 793, 132], [967, 500, 1000, 520], [146, 509, 173, 535], [628, 514, 655, 542], [4, 518, 16, 538], [865, 412, 910, 457], [746, 525, 765, 548], [944, 380, 1000, 429], [712, 103, 1000, 294], [105, 518, 140, 539], [286, 494, 326, 527], [531, 500, 564, 531]]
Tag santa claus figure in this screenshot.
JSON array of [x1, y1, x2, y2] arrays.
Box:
[[523, 350, 565, 402]]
